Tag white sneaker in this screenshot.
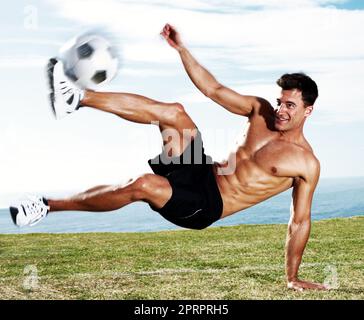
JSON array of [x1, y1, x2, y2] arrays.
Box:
[[9, 196, 50, 227], [47, 58, 85, 119]]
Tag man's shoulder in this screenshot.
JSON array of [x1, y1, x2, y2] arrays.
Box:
[[277, 141, 320, 182], [251, 97, 275, 116], [291, 146, 320, 183], [289, 142, 319, 166]]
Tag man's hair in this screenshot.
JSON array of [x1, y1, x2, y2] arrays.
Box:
[[276, 73, 318, 106]]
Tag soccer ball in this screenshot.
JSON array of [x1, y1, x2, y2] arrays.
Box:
[[59, 33, 119, 89]]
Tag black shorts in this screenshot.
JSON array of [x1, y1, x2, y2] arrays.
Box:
[[148, 131, 223, 230]]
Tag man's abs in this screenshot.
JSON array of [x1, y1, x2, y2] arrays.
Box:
[[213, 159, 293, 218]]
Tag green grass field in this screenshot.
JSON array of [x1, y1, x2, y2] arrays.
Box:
[[0, 217, 363, 300]]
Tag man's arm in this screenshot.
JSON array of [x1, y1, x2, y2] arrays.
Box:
[[286, 158, 327, 291], [160, 23, 259, 117]]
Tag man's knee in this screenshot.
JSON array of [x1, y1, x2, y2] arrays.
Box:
[[163, 103, 189, 126], [131, 174, 169, 201]]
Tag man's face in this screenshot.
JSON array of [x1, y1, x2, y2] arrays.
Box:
[[274, 89, 313, 132]]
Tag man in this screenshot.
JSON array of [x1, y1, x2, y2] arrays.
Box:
[[10, 24, 327, 291]]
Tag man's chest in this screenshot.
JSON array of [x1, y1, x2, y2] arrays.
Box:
[[252, 141, 296, 176], [236, 125, 301, 178]]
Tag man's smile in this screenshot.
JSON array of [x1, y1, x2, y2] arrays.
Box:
[[275, 115, 290, 124]]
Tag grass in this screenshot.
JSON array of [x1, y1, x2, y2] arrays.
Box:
[[0, 217, 363, 300]]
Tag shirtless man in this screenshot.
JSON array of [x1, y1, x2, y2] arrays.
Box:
[[10, 24, 327, 291]]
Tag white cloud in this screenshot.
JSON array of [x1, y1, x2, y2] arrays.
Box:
[[0, 55, 48, 68], [0, 38, 63, 46], [122, 66, 179, 77], [47, 0, 351, 14]]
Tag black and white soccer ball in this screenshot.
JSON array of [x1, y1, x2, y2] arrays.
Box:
[[60, 33, 119, 89]]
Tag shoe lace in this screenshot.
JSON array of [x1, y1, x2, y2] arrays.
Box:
[[60, 80, 81, 107], [60, 82, 76, 96], [24, 199, 47, 218]]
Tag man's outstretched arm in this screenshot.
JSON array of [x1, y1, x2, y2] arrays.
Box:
[[160, 23, 259, 117], [286, 159, 328, 291]]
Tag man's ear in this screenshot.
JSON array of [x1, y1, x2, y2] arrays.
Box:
[[304, 105, 313, 117]]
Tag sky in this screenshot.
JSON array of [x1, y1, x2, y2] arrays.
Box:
[[0, 0, 364, 206]]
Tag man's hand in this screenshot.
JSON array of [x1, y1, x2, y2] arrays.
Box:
[[287, 279, 329, 292], [160, 23, 183, 51]]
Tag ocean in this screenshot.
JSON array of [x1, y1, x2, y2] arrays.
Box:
[[0, 176, 363, 234]]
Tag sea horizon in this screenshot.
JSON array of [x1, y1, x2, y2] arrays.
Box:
[[1, 175, 363, 234]]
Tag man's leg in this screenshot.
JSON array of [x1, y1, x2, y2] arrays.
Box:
[[50, 57, 197, 157], [46, 92, 197, 213], [10, 174, 172, 227], [50, 90, 199, 213], [48, 174, 172, 212], [81, 90, 197, 157], [10, 60, 200, 227]]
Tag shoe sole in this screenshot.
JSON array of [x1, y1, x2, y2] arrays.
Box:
[[9, 206, 18, 225], [47, 58, 58, 119], [46, 58, 82, 118]]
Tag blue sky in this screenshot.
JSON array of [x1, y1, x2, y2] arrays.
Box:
[[0, 0, 364, 206]]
